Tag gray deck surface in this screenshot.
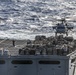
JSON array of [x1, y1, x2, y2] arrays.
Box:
[[0, 39, 27, 56]]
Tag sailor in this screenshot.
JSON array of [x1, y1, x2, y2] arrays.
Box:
[[3, 48, 9, 55], [52, 38, 57, 45], [62, 44, 68, 55], [0, 48, 3, 55], [42, 48, 46, 55], [27, 40, 31, 44], [12, 40, 15, 47], [56, 44, 62, 55], [35, 45, 41, 55]]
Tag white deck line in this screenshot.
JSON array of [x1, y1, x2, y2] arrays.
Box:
[[0, 39, 7, 44]]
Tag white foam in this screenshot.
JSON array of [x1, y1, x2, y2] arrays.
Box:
[[0, 0, 76, 40]]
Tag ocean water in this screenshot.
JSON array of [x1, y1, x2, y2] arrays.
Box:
[[0, 0, 76, 40]]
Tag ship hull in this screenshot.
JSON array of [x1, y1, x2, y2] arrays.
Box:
[[0, 55, 71, 75]]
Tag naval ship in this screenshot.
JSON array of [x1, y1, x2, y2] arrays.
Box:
[[0, 18, 76, 75]]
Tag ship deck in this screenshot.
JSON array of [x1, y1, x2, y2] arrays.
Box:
[[0, 39, 27, 56], [0, 39, 76, 57]]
